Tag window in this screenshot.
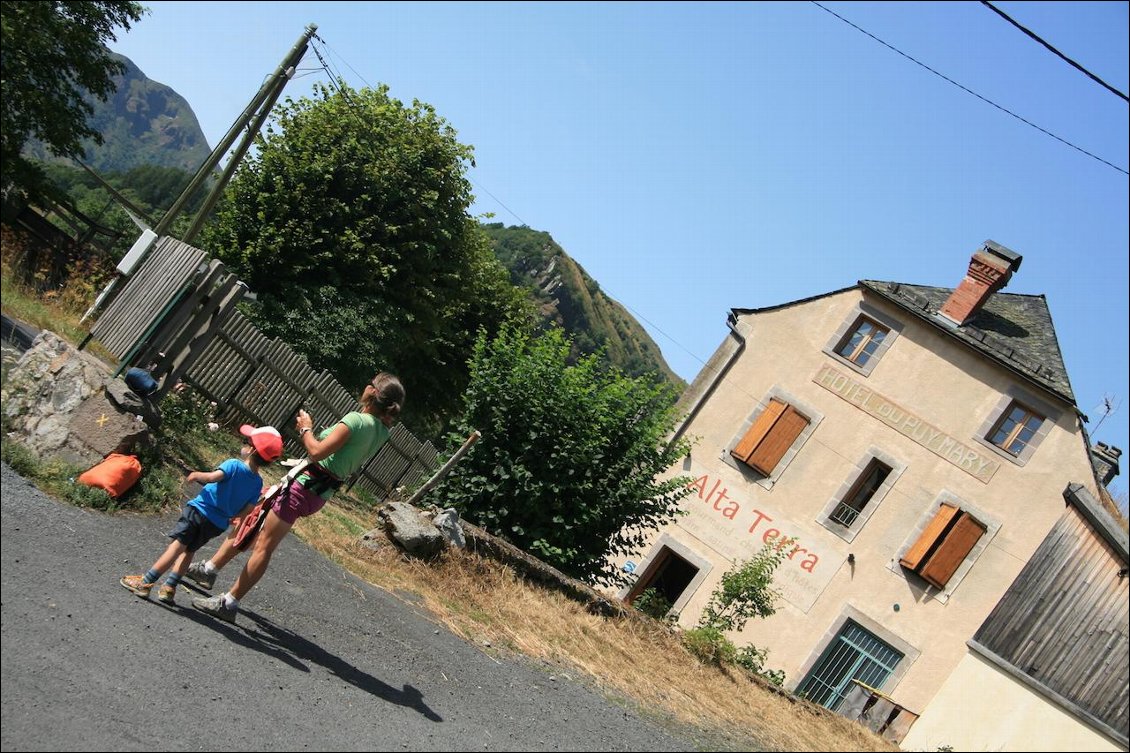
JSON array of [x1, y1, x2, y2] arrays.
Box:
[[988, 402, 1044, 456], [835, 318, 889, 367], [830, 460, 892, 527], [824, 305, 902, 376], [899, 502, 986, 589], [976, 391, 1057, 467], [731, 398, 811, 475], [796, 620, 903, 711]]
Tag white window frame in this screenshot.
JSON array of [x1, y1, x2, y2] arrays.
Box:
[[823, 302, 904, 377]]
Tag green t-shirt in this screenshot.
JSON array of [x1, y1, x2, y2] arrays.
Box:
[[301, 411, 389, 498]]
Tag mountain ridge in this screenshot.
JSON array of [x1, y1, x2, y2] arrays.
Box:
[[48, 56, 685, 393], [23, 52, 212, 174]]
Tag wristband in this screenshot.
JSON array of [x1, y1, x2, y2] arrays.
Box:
[[299, 427, 311, 436]]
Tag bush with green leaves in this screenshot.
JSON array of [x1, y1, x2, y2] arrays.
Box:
[[735, 644, 786, 687], [430, 323, 694, 585], [682, 625, 737, 666], [682, 541, 790, 683], [201, 82, 527, 434], [699, 538, 790, 633], [633, 587, 678, 623]]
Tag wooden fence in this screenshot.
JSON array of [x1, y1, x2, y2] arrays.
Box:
[[89, 235, 438, 500]]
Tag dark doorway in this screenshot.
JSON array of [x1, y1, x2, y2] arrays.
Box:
[[627, 546, 699, 608]]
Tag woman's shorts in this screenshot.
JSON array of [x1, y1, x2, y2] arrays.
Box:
[[271, 478, 328, 525], [168, 504, 225, 552]]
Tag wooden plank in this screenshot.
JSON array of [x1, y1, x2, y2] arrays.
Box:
[[747, 405, 808, 475], [731, 399, 786, 464], [899, 502, 959, 571], [919, 512, 985, 588]]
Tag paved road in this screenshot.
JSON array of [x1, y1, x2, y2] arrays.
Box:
[[1, 462, 701, 752]]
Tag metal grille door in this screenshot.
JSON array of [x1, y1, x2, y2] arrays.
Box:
[[796, 620, 903, 711]]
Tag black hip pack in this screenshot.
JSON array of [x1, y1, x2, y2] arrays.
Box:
[[301, 462, 343, 496]]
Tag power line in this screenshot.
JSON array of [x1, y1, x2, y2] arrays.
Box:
[[980, 1, 1128, 103], [306, 38, 712, 380], [811, 1, 1128, 177], [312, 35, 534, 230]]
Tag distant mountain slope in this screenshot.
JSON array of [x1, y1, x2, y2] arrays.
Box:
[[482, 223, 685, 392], [24, 52, 211, 174]]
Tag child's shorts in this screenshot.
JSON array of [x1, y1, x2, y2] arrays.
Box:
[[271, 479, 328, 525], [168, 504, 225, 552]]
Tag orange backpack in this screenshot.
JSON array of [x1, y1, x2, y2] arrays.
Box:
[[77, 453, 142, 498]]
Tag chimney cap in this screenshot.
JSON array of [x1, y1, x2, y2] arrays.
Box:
[[982, 240, 1022, 272]]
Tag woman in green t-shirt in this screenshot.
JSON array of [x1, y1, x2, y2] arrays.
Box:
[[190, 372, 405, 623]]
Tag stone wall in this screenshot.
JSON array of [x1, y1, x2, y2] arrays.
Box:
[[2, 331, 160, 468]]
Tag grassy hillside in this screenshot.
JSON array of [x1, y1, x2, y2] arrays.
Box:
[[483, 223, 685, 392], [23, 52, 211, 174]]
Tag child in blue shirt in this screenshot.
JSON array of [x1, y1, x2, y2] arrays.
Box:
[[120, 425, 283, 605]]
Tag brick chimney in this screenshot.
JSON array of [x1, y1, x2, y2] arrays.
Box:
[[939, 241, 1023, 326], [1090, 442, 1122, 487]]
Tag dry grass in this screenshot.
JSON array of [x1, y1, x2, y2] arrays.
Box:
[[294, 503, 898, 752], [1, 234, 895, 751]]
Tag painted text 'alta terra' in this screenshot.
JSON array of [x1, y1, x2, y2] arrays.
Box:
[[687, 474, 819, 573]]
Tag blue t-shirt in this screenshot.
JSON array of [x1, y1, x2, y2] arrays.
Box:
[[188, 458, 263, 529]]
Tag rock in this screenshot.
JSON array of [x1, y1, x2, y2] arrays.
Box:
[[2, 331, 160, 468], [375, 501, 445, 558], [432, 507, 466, 549]]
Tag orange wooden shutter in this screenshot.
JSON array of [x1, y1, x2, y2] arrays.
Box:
[[919, 512, 985, 588], [746, 405, 809, 475], [899, 502, 959, 571], [731, 399, 787, 463]]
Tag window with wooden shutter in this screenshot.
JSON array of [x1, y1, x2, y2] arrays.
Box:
[[900, 502, 986, 589], [731, 399, 810, 475]]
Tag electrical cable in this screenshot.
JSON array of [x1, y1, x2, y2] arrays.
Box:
[[811, 1, 1128, 176], [980, 1, 1128, 103]]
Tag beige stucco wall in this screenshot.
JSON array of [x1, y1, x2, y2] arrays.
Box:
[[618, 287, 1103, 719], [899, 651, 1124, 752]]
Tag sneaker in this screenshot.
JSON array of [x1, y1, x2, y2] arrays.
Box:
[[193, 595, 237, 624], [120, 574, 154, 598], [185, 561, 217, 590], [157, 585, 176, 605]]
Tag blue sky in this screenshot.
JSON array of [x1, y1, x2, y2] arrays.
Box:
[[110, 1, 1128, 502]]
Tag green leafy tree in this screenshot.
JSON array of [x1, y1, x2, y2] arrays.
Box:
[[683, 541, 789, 682], [431, 323, 694, 585], [1, 1, 145, 198], [201, 82, 527, 434], [698, 539, 790, 632]]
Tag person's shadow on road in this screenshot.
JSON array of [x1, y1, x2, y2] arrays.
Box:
[[176, 604, 442, 722]]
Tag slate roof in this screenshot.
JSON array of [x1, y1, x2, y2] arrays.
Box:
[[859, 280, 1076, 406]]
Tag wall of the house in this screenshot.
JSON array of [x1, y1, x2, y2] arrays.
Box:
[[900, 651, 1124, 752], [618, 288, 1101, 716]]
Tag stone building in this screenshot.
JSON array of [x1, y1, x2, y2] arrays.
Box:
[[618, 241, 1126, 750]]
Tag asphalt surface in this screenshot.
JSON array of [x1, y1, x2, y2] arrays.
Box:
[[0, 462, 704, 752]]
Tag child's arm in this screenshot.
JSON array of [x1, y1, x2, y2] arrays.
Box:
[[187, 469, 226, 485], [233, 501, 258, 519]]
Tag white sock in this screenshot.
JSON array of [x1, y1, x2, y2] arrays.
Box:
[[203, 561, 217, 574], [221, 592, 239, 610]]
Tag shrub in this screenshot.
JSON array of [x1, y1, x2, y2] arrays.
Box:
[[633, 587, 678, 622], [682, 626, 737, 666], [735, 644, 786, 687]]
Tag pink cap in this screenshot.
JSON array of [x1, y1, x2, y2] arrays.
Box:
[[239, 424, 284, 462]]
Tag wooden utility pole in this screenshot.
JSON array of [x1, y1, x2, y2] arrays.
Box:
[[80, 24, 319, 332], [154, 23, 318, 238]]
